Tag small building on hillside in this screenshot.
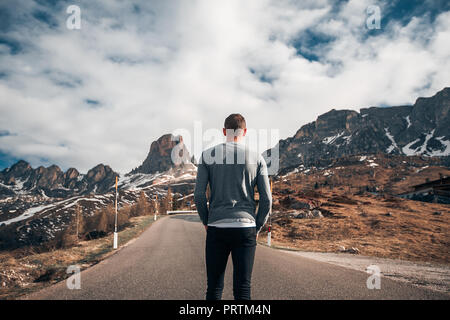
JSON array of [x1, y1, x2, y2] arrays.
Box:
[[398, 175, 450, 204]]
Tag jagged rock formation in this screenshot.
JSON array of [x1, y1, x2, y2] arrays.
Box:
[[82, 164, 118, 194], [264, 87, 450, 172], [130, 134, 192, 174], [0, 160, 118, 198]]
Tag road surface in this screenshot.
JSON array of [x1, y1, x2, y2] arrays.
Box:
[[26, 214, 449, 299]]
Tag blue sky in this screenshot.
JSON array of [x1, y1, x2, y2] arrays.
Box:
[[0, 0, 449, 172]]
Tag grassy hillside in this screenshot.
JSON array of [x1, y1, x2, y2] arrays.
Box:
[[261, 154, 450, 264]]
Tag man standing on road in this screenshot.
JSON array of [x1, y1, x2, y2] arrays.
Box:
[[194, 114, 272, 300]]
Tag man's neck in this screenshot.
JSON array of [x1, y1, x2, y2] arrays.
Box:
[[226, 137, 244, 143]]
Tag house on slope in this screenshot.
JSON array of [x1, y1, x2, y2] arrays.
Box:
[[398, 175, 450, 204]]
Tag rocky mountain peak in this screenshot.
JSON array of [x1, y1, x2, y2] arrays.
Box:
[[130, 134, 191, 174], [6, 160, 32, 175], [86, 164, 111, 181], [31, 164, 64, 189], [84, 164, 117, 194], [315, 109, 358, 135], [64, 167, 80, 180]]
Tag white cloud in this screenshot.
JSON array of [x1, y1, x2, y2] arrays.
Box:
[[0, 0, 449, 173]]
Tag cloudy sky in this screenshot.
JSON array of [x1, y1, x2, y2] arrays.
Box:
[[0, 0, 449, 173]]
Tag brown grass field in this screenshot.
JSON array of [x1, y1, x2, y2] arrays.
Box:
[[262, 191, 449, 264]]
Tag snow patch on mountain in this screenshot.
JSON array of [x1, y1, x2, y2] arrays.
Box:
[[430, 136, 450, 156], [405, 115, 411, 128], [12, 178, 30, 195], [342, 135, 352, 144], [2, 203, 56, 226], [322, 131, 345, 145], [118, 172, 161, 191], [384, 128, 399, 154], [402, 130, 437, 156], [62, 197, 105, 210]]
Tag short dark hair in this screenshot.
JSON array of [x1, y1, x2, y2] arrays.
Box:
[[224, 113, 246, 130]]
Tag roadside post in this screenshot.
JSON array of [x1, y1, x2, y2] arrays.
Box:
[[113, 176, 118, 249], [268, 178, 272, 247], [154, 194, 158, 221]]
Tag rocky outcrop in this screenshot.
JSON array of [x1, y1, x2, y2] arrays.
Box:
[[130, 134, 191, 174], [83, 164, 117, 194], [0, 160, 33, 185], [264, 87, 450, 173], [63, 168, 80, 189]]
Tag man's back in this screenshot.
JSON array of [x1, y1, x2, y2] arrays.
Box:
[[194, 141, 272, 232], [194, 113, 272, 300]]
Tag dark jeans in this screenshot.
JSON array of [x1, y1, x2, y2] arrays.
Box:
[[205, 226, 257, 300]]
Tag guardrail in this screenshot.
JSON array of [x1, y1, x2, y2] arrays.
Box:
[[166, 210, 198, 215]]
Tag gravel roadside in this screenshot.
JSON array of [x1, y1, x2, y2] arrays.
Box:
[[282, 250, 450, 294]]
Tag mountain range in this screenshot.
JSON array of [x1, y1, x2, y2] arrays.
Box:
[[1, 87, 449, 198], [264, 87, 450, 173], [0, 161, 117, 198]]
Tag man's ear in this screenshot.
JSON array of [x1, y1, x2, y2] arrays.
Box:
[[243, 128, 247, 136], [223, 128, 227, 136]]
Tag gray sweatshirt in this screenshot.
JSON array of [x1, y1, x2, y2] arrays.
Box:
[[194, 142, 272, 232]]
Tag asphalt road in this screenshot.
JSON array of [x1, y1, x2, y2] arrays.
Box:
[[26, 214, 449, 300]]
